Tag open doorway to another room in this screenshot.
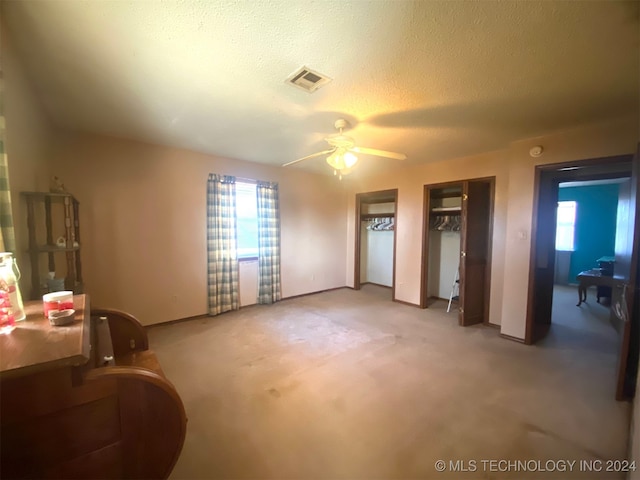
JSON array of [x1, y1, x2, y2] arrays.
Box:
[[554, 179, 625, 304], [528, 153, 639, 400], [550, 178, 628, 396]]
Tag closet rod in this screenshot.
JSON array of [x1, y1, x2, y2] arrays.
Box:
[[360, 213, 395, 220]]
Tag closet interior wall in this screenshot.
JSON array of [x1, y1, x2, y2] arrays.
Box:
[[427, 187, 463, 300], [360, 202, 395, 287]]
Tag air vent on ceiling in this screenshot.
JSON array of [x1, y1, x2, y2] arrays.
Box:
[[286, 66, 332, 93]]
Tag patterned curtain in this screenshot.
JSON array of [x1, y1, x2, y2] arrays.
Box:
[[206, 174, 239, 315], [256, 181, 281, 304], [0, 68, 15, 253]]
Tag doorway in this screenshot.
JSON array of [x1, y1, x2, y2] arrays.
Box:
[[527, 153, 638, 400], [420, 177, 495, 326], [354, 189, 398, 299]]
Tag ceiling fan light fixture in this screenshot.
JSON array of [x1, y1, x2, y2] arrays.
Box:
[[281, 118, 405, 174], [326, 149, 358, 174], [344, 152, 358, 168]]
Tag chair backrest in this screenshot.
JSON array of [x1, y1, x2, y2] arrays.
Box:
[[85, 366, 187, 479], [92, 308, 149, 356]]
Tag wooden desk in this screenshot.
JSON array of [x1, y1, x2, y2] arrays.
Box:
[[0, 296, 186, 479], [0, 295, 90, 379], [576, 270, 617, 306], [596, 256, 615, 301]]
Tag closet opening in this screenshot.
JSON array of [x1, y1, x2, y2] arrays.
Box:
[[423, 184, 463, 310], [420, 178, 495, 326], [354, 189, 398, 300]]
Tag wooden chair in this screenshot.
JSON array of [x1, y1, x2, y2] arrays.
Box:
[[0, 299, 186, 479], [92, 308, 149, 356]]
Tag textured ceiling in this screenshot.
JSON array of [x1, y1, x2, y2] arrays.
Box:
[[3, 0, 639, 175]]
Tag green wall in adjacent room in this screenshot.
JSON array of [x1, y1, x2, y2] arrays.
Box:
[[558, 183, 619, 282]]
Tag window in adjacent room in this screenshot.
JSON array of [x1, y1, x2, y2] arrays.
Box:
[[236, 181, 258, 258], [556, 201, 577, 251]]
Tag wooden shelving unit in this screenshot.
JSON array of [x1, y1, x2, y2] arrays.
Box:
[[22, 192, 83, 300]]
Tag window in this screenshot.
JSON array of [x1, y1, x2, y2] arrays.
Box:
[[236, 181, 258, 258], [556, 201, 577, 251]]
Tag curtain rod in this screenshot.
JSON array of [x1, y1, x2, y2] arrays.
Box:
[[212, 174, 277, 185], [235, 176, 257, 184], [235, 176, 278, 186]]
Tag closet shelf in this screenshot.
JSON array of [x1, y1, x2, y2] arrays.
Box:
[[431, 207, 461, 213], [430, 191, 462, 199], [29, 245, 81, 253]]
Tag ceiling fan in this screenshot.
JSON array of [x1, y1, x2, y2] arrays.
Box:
[[282, 119, 407, 179]]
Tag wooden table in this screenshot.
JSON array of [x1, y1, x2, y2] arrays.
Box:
[[576, 270, 617, 306], [596, 256, 615, 301]]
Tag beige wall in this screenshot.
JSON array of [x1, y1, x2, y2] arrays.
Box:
[[2, 22, 55, 297], [499, 116, 638, 338], [49, 132, 347, 325], [346, 149, 509, 326], [345, 116, 638, 338]]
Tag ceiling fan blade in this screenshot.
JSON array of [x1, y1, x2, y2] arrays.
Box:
[[351, 146, 407, 161], [282, 149, 336, 167]]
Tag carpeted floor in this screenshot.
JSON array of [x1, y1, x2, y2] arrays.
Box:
[[148, 284, 630, 479]]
